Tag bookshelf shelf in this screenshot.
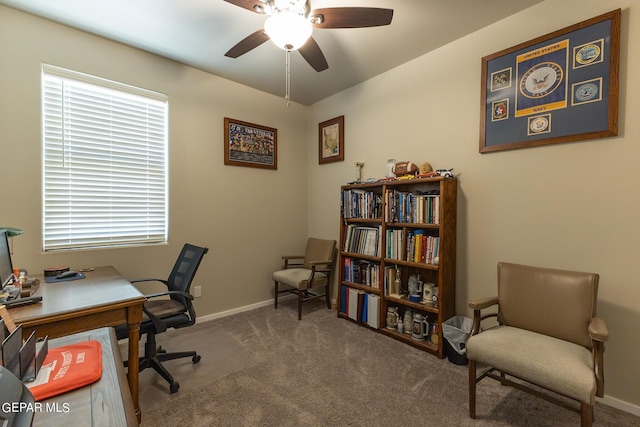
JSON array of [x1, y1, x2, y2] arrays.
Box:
[[341, 281, 381, 294], [337, 177, 457, 358]]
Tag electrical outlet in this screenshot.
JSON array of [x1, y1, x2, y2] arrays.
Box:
[[194, 286, 201, 298]]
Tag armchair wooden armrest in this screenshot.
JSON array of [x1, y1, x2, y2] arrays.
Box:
[[468, 296, 498, 310], [468, 296, 499, 335], [306, 260, 333, 285], [589, 317, 608, 397], [309, 259, 333, 267], [588, 317, 609, 342], [281, 255, 304, 269]]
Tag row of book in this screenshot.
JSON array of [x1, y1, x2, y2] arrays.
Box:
[[407, 232, 440, 264], [343, 258, 380, 289], [343, 225, 382, 256], [386, 229, 439, 264], [339, 286, 380, 329], [341, 189, 383, 219], [384, 190, 440, 224]]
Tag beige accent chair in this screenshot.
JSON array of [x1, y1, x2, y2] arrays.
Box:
[[467, 262, 608, 427], [273, 238, 336, 320]]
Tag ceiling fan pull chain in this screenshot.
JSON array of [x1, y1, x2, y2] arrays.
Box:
[[285, 49, 291, 107]]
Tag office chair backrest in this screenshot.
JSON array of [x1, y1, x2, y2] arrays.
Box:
[[496, 262, 599, 349], [167, 244, 209, 302]]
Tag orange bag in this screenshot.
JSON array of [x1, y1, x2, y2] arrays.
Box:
[[27, 340, 102, 401]]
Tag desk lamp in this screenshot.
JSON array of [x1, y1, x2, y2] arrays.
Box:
[[0, 227, 23, 255]]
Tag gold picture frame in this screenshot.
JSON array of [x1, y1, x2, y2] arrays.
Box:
[[224, 117, 277, 169], [318, 115, 344, 164]]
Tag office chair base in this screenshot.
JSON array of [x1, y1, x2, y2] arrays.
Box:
[[123, 334, 201, 394]]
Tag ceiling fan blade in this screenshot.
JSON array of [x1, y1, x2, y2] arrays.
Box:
[[298, 36, 328, 72], [222, 0, 265, 14], [225, 29, 270, 58], [310, 7, 393, 29]]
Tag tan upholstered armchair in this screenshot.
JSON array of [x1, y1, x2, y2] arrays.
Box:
[[467, 262, 609, 427], [273, 238, 336, 320]]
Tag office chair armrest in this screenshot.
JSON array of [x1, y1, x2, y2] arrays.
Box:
[[142, 304, 167, 334], [145, 290, 194, 300], [131, 277, 170, 286]]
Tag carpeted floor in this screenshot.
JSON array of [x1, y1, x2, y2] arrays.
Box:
[[126, 300, 639, 426]]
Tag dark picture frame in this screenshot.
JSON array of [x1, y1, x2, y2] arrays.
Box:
[[479, 9, 620, 153], [224, 117, 277, 169], [318, 115, 344, 164]]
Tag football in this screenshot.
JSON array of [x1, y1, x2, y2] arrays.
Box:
[[392, 161, 418, 176]]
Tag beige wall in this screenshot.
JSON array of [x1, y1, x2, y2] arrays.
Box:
[[308, 0, 640, 411], [0, 6, 309, 315], [2, 0, 639, 413]]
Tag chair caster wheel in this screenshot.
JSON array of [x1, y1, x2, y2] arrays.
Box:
[[169, 382, 180, 394], [192, 355, 201, 364]]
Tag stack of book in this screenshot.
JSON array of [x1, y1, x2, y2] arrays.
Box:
[[343, 225, 381, 257]]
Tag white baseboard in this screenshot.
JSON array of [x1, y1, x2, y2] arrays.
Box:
[[196, 295, 299, 324], [598, 394, 640, 417]]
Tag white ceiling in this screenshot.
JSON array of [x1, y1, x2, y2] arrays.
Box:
[[0, 0, 543, 105]]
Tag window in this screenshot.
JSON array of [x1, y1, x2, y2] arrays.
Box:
[[42, 65, 168, 251]]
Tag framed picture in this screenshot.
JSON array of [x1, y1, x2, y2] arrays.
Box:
[[318, 115, 344, 164], [224, 117, 277, 169], [479, 9, 620, 153]]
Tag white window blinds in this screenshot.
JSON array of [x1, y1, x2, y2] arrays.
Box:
[[42, 65, 168, 251]]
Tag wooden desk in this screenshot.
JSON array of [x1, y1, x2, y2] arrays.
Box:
[[32, 327, 137, 427], [8, 266, 144, 422]]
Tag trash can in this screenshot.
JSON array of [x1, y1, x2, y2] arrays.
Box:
[[442, 315, 473, 365]]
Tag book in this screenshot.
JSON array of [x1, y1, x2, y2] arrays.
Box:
[[367, 294, 380, 329]]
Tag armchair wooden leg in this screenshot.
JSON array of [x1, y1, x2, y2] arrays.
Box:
[[325, 284, 331, 309], [580, 402, 593, 427], [298, 290, 303, 320], [469, 359, 477, 419], [274, 281, 279, 309]]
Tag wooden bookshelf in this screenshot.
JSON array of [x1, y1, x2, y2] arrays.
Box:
[[337, 177, 457, 358]]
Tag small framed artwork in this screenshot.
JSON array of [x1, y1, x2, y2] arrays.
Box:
[[318, 115, 344, 164], [479, 9, 620, 153], [224, 117, 277, 170]]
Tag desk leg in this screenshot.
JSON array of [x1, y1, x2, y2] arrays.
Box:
[[127, 305, 143, 424]]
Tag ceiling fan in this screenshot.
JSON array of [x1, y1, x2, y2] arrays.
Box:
[[223, 0, 394, 72]]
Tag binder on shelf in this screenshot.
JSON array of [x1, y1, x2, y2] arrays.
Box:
[[339, 285, 348, 315], [367, 294, 380, 329], [348, 288, 358, 321], [358, 291, 367, 324]]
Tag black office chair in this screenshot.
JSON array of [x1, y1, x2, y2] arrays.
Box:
[[116, 243, 208, 393]]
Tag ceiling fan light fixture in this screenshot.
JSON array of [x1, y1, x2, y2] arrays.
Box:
[[264, 11, 312, 51]]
